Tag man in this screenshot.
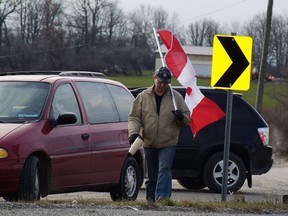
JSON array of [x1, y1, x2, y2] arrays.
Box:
[[128, 66, 191, 202]]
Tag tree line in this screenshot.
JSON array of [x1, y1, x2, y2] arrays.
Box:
[[0, 0, 287, 77]]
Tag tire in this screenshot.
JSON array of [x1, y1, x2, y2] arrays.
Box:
[[3, 195, 17, 202], [177, 178, 206, 190], [203, 152, 246, 194], [17, 156, 41, 201], [110, 157, 140, 201]]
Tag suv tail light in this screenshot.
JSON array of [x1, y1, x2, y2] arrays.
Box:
[[258, 127, 269, 146]]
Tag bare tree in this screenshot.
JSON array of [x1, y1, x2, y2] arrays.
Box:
[[243, 13, 267, 74], [166, 12, 186, 45], [1, 0, 286, 78], [68, 0, 111, 47], [128, 4, 154, 48], [226, 21, 242, 35], [18, 0, 42, 44], [152, 8, 185, 45], [0, 0, 20, 50], [186, 19, 223, 46], [243, 12, 288, 77], [12, 0, 44, 70], [0, 0, 20, 71], [13, 0, 67, 70], [102, 1, 126, 41], [38, 0, 68, 69], [127, 5, 183, 74], [153, 6, 169, 30], [269, 14, 288, 76]]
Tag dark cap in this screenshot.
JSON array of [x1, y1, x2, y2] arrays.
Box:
[[155, 67, 171, 83]]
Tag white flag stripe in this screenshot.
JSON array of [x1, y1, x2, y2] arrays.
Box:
[[185, 94, 197, 113], [184, 86, 204, 115], [177, 57, 204, 114], [177, 56, 196, 86]]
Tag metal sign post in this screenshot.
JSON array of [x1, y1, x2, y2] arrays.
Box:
[[221, 88, 233, 201]]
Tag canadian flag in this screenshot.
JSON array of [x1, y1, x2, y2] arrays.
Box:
[[158, 29, 225, 137]]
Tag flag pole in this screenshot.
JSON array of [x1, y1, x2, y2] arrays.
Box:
[[152, 25, 178, 110]]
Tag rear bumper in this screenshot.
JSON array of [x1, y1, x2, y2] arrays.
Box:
[[251, 145, 273, 175]]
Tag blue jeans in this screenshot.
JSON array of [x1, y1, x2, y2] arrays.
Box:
[[144, 146, 176, 202]]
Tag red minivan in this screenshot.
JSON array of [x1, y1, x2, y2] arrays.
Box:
[[0, 72, 144, 201]]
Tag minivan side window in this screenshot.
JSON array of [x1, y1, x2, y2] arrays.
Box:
[[106, 84, 134, 122], [76, 82, 119, 124], [52, 83, 82, 124]]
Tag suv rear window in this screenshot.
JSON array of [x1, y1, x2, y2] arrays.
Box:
[[0, 81, 49, 122]]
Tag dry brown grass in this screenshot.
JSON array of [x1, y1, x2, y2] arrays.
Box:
[[34, 198, 288, 213], [262, 92, 288, 160]]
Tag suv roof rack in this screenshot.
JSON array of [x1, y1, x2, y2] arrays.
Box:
[[0, 71, 107, 79], [59, 71, 107, 79]]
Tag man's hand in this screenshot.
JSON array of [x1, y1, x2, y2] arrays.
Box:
[[172, 110, 184, 121], [128, 134, 139, 145]]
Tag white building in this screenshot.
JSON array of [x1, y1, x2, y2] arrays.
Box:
[[155, 45, 213, 78]]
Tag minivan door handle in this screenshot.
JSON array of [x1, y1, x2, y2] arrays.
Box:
[[81, 133, 90, 140]]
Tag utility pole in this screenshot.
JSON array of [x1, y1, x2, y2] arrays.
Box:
[[255, 0, 273, 112]]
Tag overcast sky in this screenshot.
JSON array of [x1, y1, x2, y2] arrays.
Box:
[[119, 0, 288, 26]]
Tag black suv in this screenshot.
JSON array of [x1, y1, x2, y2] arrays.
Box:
[[130, 86, 273, 193]]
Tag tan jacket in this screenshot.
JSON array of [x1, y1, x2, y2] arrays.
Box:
[[128, 85, 191, 148]]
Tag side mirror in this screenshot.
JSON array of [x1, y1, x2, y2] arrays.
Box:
[[50, 112, 77, 126]]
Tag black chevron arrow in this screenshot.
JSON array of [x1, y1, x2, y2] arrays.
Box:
[[214, 36, 250, 88]]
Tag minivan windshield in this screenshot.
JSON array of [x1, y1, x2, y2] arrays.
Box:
[[0, 81, 50, 123]]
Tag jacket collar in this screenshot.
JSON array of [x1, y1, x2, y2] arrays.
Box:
[[146, 85, 171, 96]]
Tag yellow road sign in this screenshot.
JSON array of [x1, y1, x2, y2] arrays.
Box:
[[211, 35, 253, 91]]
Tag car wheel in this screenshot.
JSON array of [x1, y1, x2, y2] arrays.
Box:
[[177, 178, 206, 190], [204, 152, 246, 193], [110, 157, 140, 201], [17, 156, 41, 201]]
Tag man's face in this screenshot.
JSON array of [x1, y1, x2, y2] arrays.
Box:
[[154, 78, 169, 96]]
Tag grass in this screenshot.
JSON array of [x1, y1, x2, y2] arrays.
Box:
[[34, 198, 288, 214]]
